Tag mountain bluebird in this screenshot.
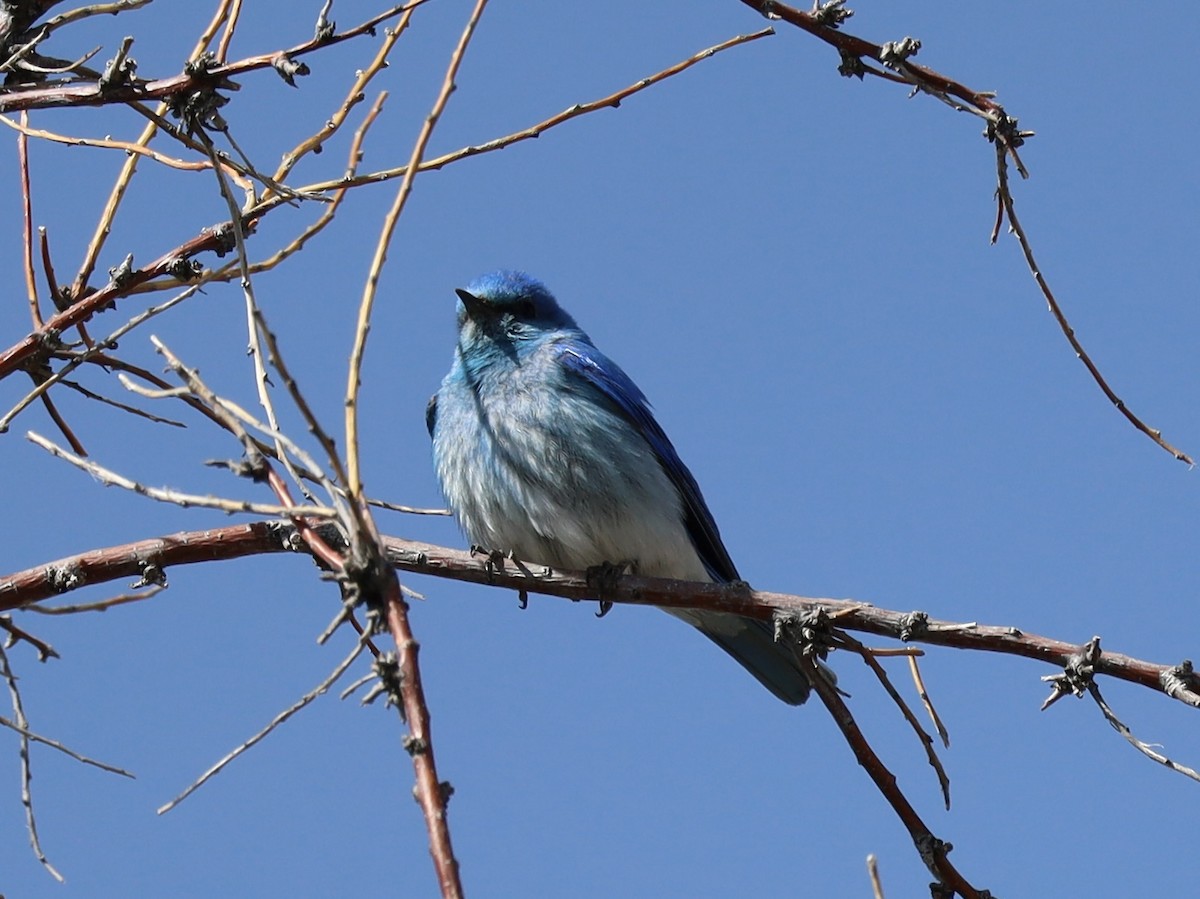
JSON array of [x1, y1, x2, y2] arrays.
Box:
[[427, 270, 812, 704]]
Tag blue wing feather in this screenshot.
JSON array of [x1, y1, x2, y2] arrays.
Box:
[[553, 340, 740, 584]]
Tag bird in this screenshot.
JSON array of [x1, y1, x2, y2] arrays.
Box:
[[427, 270, 814, 704]]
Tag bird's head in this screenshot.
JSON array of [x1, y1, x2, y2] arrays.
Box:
[[454, 271, 580, 351]]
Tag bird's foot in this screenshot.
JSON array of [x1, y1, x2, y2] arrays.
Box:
[[471, 545, 520, 582], [585, 559, 636, 618]]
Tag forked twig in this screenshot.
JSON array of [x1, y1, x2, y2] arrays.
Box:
[[836, 631, 951, 810], [803, 651, 985, 897], [158, 633, 368, 814], [0, 644, 63, 881]]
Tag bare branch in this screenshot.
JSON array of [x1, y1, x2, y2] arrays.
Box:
[[158, 632, 367, 815], [25, 430, 337, 518], [344, 0, 488, 501], [3, 527, 1197, 713], [0, 644, 63, 881]]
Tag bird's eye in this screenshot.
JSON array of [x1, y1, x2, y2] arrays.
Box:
[[516, 298, 537, 318]]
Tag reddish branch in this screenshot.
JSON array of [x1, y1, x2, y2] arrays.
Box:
[[3, 522, 1197, 711], [805, 657, 985, 897], [739, 0, 1005, 115], [0, 223, 244, 380], [152, 333, 463, 895], [0, 2, 428, 113], [383, 576, 463, 897], [737, 0, 1190, 466]]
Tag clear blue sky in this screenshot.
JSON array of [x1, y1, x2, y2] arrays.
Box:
[[2, 1, 1197, 895]]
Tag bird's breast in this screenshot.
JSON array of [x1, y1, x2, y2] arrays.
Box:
[[432, 363, 705, 579]]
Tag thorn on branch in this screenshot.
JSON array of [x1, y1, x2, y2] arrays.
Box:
[[837, 50, 865, 79], [131, 560, 167, 589], [208, 221, 238, 257], [340, 543, 396, 625], [898, 610, 930, 642], [166, 256, 204, 282], [752, 1, 777, 20], [1160, 660, 1200, 705], [811, 0, 853, 29], [271, 54, 310, 87], [171, 52, 239, 133], [98, 36, 136, 90], [1041, 636, 1101, 711], [774, 607, 835, 663], [985, 110, 1034, 151], [360, 651, 403, 715], [915, 831, 950, 875], [314, 1, 336, 42], [878, 36, 921, 68], [45, 563, 86, 594], [106, 253, 135, 291]]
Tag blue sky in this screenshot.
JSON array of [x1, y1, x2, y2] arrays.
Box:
[[1, 1, 1197, 896]]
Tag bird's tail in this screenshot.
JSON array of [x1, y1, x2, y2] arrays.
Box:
[[667, 609, 822, 705]]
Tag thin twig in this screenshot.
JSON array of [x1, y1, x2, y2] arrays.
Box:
[[1087, 683, 1200, 783], [40, 0, 151, 37], [0, 112, 210, 170], [837, 631, 951, 809], [738, 0, 1189, 465], [0, 28, 761, 384], [269, 8, 415, 189], [18, 110, 43, 327], [993, 144, 1191, 464], [866, 854, 886, 899], [369, 498, 450, 516], [0, 714, 133, 777], [245, 28, 776, 206], [69, 0, 238, 298], [803, 652, 984, 896], [1, 1, 432, 113], [0, 644, 63, 881], [214, 0, 243, 63], [158, 634, 367, 814], [25, 583, 166, 614], [0, 616, 59, 660], [194, 128, 312, 506], [909, 653, 950, 748], [29, 371, 87, 455], [0, 284, 200, 432], [345, 0, 489, 499], [140, 90, 389, 294], [26, 430, 337, 517]]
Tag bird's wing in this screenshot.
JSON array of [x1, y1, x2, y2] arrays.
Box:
[[425, 393, 438, 438], [553, 339, 740, 583]]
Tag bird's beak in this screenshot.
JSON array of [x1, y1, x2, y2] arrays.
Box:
[[455, 288, 488, 317]]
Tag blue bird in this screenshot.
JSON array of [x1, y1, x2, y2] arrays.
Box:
[[427, 271, 813, 704]]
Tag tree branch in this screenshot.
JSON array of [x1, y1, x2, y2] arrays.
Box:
[[4, 524, 1197, 712]]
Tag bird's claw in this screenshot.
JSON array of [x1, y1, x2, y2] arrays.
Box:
[[472, 545, 515, 581], [585, 560, 634, 617]]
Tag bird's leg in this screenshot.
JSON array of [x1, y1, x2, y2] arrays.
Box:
[[470, 544, 513, 583], [585, 559, 636, 618]]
